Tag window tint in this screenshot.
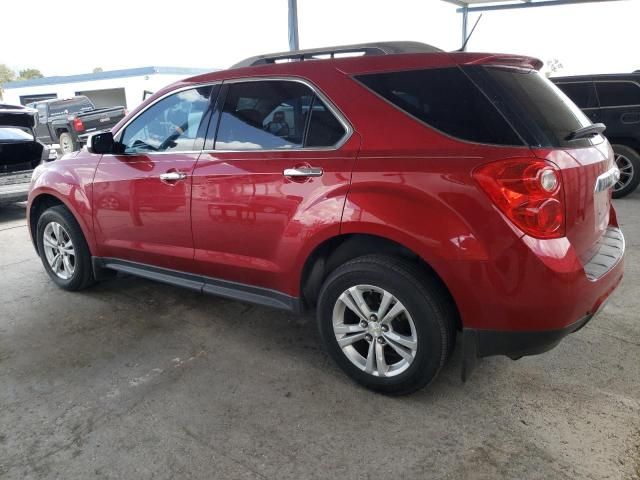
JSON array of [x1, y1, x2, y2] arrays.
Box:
[[306, 97, 346, 147], [48, 97, 94, 118], [120, 86, 212, 153], [216, 81, 313, 150], [466, 67, 594, 148], [596, 81, 640, 107], [355, 67, 522, 146], [555, 82, 597, 109]]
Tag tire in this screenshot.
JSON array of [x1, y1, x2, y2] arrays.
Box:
[[36, 205, 95, 291], [612, 144, 640, 199], [58, 132, 78, 154], [317, 254, 456, 395]]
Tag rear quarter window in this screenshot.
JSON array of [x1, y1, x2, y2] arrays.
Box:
[[465, 67, 596, 148], [354, 67, 523, 146]]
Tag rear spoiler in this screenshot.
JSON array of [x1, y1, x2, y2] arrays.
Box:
[[0, 105, 37, 129], [453, 53, 543, 71]]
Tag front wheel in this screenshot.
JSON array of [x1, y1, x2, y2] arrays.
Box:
[[317, 254, 456, 395], [612, 144, 640, 199], [36, 205, 95, 291], [58, 132, 78, 154]]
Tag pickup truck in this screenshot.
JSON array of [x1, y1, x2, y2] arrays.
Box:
[[26, 96, 126, 154], [0, 104, 56, 206]]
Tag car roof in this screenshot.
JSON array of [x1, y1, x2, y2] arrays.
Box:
[[552, 73, 640, 82], [31, 96, 90, 105], [181, 49, 543, 86]]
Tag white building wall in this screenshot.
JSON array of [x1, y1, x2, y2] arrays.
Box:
[[2, 73, 190, 109]]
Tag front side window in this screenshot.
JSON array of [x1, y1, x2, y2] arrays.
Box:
[[596, 81, 640, 107], [215, 80, 346, 150], [120, 86, 212, 153]]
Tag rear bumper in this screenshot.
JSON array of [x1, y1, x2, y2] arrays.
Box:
[[461, 314, 595, 380], [0, 171, 32, 205]]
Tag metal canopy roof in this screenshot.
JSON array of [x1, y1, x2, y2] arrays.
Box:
[[442, 0, 624, 12], [286, 0, 625, 52]]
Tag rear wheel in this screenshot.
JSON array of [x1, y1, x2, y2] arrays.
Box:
[[36, 205, 95, 291], [612, 144, 640, 198], [317, 254, 456, 395], [58, 132, 78, 154]]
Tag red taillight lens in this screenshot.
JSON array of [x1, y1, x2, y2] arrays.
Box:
[[72, 117, 85, 132], [473, 158, 565, 239]]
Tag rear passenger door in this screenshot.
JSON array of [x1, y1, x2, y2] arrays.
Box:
[[34, 104, 53, 145], [190, 78, 359, 294], [594, 80, 640, 137]]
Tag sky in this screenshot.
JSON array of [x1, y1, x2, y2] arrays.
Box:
[[1, 0, 639, 78]]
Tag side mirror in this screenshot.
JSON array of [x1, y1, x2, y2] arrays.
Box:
[[87, 131, 115, 154]]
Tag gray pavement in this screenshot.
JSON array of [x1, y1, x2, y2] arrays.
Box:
[[0, 192, 638, 480]]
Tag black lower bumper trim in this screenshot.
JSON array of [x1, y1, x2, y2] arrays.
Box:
[[461, 314, 593, 381]]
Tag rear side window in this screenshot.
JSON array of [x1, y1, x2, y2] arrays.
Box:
[[355, 67, 523, 146], [596, 81, 640, 107], [555, 82, 598, 109], [466, 67, 594, 148], [215, 80, 346, 150], [306, 97, 346, 147]]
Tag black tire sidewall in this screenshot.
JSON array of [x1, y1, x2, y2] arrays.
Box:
[[36, 206, 92, 290], [317, 259, 448, 394], [612, 144, 640, 199]]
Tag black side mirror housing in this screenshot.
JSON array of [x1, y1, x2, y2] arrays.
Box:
[[87, 131, 116, 154]]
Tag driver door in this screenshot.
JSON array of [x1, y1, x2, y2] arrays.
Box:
[[92, 85, 216, 272]]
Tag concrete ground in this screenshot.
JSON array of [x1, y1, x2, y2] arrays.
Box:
[[0, 193, 638, 480]]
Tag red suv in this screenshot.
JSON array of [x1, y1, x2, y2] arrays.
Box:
[[28, 42, 625, 394]]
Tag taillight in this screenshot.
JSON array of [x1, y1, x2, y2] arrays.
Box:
[[473, 158, 565, 239], [72, 117, 85, 132]]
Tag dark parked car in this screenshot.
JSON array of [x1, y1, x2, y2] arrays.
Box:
[[0, 104, 56, 205], [28, 42, 624, 394], [553, 73, 640, 198], [26, 96, 126, 154]]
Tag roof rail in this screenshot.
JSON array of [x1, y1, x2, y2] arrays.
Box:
[[232, 41, 443, 68]]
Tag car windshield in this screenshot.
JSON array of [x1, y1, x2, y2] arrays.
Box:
[[0, 127, 34, 141]]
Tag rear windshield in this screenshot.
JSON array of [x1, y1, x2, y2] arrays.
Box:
[[355, 67, 523, 146], [48, 97, 94, 117], [464, 66, 596, 148]]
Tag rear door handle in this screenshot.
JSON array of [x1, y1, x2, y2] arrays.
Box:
[[159, 172, 187, 182], [283, 167, 323, 178]]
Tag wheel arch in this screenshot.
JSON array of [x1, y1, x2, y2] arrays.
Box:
[[608, 137, 640, 153], [28, 191, 94, 256], [300, 233, 461, 329]]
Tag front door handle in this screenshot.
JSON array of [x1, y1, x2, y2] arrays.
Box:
[[159, 172, 187, 182], [283, 166, 323, 178]]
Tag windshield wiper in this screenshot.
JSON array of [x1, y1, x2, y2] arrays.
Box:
[[565, 123, 606, 141]]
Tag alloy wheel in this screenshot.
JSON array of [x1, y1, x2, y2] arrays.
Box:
[[42, 222, 75, 280], [332, 284, 418, 378], [615, 153, 635, 193]]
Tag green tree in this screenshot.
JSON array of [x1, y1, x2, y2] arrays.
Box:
[[17, 68, 44, 80], [93, 67, 103, 73], [0, 64, 16, 100]]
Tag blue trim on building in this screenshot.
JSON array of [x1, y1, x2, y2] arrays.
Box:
[[3, 66, 213, 89]]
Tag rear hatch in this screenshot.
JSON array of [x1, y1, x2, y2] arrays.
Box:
[[0, 106, 44, 174], [462, 61, 614, 264]]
